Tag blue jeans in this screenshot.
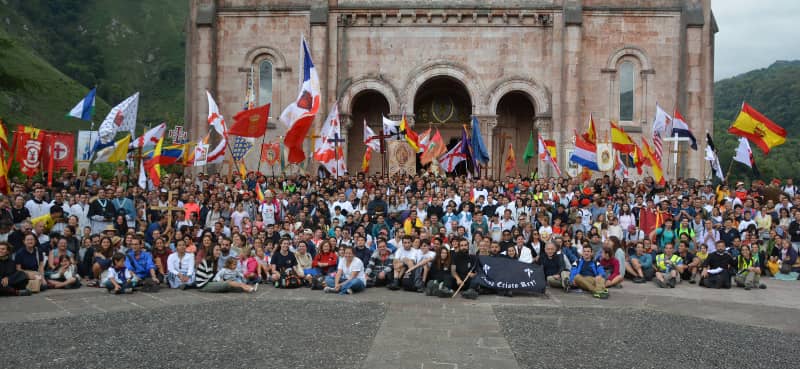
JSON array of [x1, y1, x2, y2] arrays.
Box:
[[324, 276, 366, 295], [103, 280, 134, 293]]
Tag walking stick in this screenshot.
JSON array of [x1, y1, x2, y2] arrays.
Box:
[[451, 261, 479, 298]]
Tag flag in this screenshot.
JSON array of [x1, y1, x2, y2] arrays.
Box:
[[538, 134, 562, 176], [256, 184, 265, 203], [421, 129, 447, 165], [230, 104, 270, 137], [641, 138, 665, 185], [382, 116, 400, 137], [615, 153, 630, 178], [728, 102, 786, 154], [439, 140, 468, 172], [705, 133, 725, 180], [671, 109, 697, 150], [244, 66, 256, 111], [192, 142, 209, 167], [361, 147, 373, 173], [231, 136, 253, 162], [459, 125, 474, 175], [145, 135, 164, 187], [130, 122, 166, 149], [582, 113, 597, 144], [66, 88, 97, 121], [0, 155, 10, 195], [632, 143, 645, 175], [503, 143, 516, 175], [206, 91, 228, 136], [610, 121, 636, 153], [475, 256, 546, 294], [400, 115, 421, 153], [94, 135, 131, 163], [280, 36, 321, 164], [418, 128, 432, 152], [652, 104, 672, 136], [0, 118, 9, 153], [363, 120, 381, 152], [144, 144, 188, 166], [313, 104, 347, 176], [138, 160, 147, 189], [523, 132, 536, 164], [569, 133, 599, 171], [41, 132, 75, 172], [13, 126, 44, 177], [733, 137, 760, 176], [470, 116, 490, 164], [206, 133, 227, 165], [653, 133, 663, 164], [98, 92, 139, 145]]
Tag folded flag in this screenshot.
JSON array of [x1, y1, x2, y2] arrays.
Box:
[[705, 133, 725, 180], [67, 87, 96, 121], [641, 138, 665, 185], [470, 116, 490, 164], [361, 147, 373, 173], [728, 102, 786, 154]]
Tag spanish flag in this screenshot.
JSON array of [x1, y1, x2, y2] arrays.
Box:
[[400, 115, 420, 152], [145, 135, 164, 187], [582, 114, 597, 145], [610, 121, 636, 153], [0, 155, 10, 195], [728, 102, 786, 154], [640, 138, 665, 185], [0, 118, 9, 153], [361, 147, 372, 173]]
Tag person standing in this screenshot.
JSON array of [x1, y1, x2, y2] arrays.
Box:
[[88, 188, 116, 234]]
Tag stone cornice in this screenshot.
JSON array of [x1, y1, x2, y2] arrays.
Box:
[[337, 10, 554, 27]]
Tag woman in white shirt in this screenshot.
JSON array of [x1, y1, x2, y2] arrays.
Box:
[[323, 246, 366, 295], [167, 240, 195, 289]]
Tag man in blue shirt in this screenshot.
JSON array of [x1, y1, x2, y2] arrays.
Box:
[[569, 244, 609, 299], [628, 242, 654, 283], [125, 236, 160, 285]]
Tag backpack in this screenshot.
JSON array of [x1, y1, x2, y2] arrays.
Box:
[[276, 269, 303, 289], [401, 268, 423, 291]]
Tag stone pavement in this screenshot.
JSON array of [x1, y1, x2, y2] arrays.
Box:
[[1, 278, 798, 368]]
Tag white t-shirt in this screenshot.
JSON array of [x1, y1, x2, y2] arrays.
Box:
[[394, 247, 420, 262], [417, 250, 436, 264], [338, 257, 366, 283]]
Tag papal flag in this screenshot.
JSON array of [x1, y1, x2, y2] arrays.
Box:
[[94, 134, 131, 163], [728, 102, 786, 154]]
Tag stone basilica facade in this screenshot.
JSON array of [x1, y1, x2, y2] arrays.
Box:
[[185, 0, 716, 179]]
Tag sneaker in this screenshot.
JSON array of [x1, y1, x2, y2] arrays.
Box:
[[592, 291, 607, 299], [387, 280, 400, 291], [346, 288, 353, 295], [744, 285, 752, 291], [633, 278, 644, 284], [655, 280, 666, 288], [17, 289, 31, 296], [425, 281, 436, 296], [759, 284, 767, 289], [461, 289, 478, 300], [323, 287, 335, 293], [179, 284, 187, 290], [253, 283, 258, 292], [668, 279, 676, 288]]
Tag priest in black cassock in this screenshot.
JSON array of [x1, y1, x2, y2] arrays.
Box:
[[88, 188, 117, 235]]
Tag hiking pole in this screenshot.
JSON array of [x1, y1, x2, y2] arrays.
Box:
[[451, 261, 479, 298]]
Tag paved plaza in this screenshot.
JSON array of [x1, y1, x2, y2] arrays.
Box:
[[2, 279, 798, 369]]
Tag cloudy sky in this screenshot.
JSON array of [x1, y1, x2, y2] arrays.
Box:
[[712, 0, 800, 80]]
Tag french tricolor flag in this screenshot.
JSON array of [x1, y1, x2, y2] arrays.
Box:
[[280, 36, 321, 164], [569, 133, 599, 171], [671, 109, 698, 150]]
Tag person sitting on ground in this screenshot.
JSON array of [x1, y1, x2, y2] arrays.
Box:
[[14, 233, 46, 291], [166, 239, 195, 289], [312, 240, 338, 276], [777, 238, 799, 275], [125, 236, 160, 287], [626, 242, 654, 283], [505, 234, 535, 263], [214, 257, 255, 293], [46, 255, 81, 289], [677, 240, 701, 283], [237, 246, 261, 285], [102, 252, 134, 294], [196, 245, 252, 293], [540, 241, 570, 292], [269, 238, 298, 282], [47, 237, 74, 274], [294, 242, 314, 283], [452, 238, 480, 299], [366, 239, 394, 287], [701, 241, 736, 289], [425, 245, 455, 297], [0, 242, 30, 296], [654, 243, 683, 288], [253, 246, 272, 281], [324, 246, 366, 295], [569, 244, 609, 299], [388, 235, 419, 290], [735, 244, 766, 290], [599, 246, 623, 289], [403, 240, 435, 292]]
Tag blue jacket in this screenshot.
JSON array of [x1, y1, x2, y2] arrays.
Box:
[[125, 250, 156, 279], [569, 258, 606, 283]]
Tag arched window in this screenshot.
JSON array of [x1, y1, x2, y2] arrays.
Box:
[[258, 60, 273, 106], [618, 61, 635, 122]]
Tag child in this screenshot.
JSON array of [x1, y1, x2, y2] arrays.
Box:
[[237, 247, 261, 285], [102, 253, 135, 294], [254, 246, 272, 281], [46, 255, 81, 289], [216, 257, 256, 292]]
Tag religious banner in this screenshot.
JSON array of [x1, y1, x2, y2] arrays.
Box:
[[42, 132, 76, 172], [13, 126, 44, 177], [261, 142, 280, 165], [193, 143, 209, 167], [475, 256, 546, 294], [387, 140, 416, 176], [596, 143, 614, 172], [77, 130, 99, 161]]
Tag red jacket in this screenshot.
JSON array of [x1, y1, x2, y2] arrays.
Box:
[[312, 251, 338, 274]]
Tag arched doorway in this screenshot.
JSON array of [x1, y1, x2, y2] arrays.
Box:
[[348, 91, 390, 175], [495, 92, 536, 178], [413, 76, 472, 174]]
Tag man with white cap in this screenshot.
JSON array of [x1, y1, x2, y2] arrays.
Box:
[[258, 189, 281, 227]]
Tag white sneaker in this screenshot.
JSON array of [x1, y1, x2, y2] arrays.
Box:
[[324, 287, 335, 293], [346, 288, 353, 295], [253, 283, 258, 292]]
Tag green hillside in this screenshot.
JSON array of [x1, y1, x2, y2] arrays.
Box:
[[0, 0, 188, 130], [713, 60, 800, 181]]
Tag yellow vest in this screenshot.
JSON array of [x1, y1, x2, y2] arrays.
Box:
[[655, 253, 682, 272]]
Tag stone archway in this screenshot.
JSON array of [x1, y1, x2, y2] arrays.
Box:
[[347, 91, 391, 175], [495, 91, 536, 178]]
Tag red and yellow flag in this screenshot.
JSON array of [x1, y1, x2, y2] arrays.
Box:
[[145, 135, 164, 187], [582, 114, 597, 145], [400, 115, 420, 152], [728, 102, 786, 154], [641, 138, 665, 185], [361, 147, 372, 173], [0, 118, 9, 153], [503, 143, 516, 175], [0, 155, 10, 195], [610, 121, 636, 153], [255, 185, 265, 203]]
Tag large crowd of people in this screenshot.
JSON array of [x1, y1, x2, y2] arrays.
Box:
[[1, 169, 799, 300]]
